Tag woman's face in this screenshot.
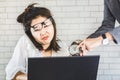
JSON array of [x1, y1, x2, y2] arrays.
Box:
[[30, 16, 54, 47]]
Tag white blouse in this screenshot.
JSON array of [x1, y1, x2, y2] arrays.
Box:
[[5, 34, 69, 80]]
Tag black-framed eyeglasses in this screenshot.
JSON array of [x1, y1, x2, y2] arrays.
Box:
[[31, 17, 52, 31]]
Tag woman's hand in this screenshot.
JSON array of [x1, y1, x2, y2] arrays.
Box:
[[13, 72, 27, 80]]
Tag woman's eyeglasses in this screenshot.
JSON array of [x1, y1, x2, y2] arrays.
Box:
[[31, 17, 52, 31]]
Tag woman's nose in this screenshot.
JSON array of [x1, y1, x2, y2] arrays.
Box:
[[40, 27, 46, 36]]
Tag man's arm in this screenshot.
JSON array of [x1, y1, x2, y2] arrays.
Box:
[[109, 26, 120, 44], [88, 0, 116, 38]]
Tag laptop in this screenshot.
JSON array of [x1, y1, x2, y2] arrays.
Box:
[[28, 55, 100, 80]]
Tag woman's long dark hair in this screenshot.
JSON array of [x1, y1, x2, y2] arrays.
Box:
[[17, 3, 60, 52]]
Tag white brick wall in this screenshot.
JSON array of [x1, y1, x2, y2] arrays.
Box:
[[0, 0, 120, 80]]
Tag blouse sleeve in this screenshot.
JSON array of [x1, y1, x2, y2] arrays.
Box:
[[5, 36, 27, 80]]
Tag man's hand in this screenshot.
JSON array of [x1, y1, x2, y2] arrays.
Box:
[[78, 36, 102, 55]]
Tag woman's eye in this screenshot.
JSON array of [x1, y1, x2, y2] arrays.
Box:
[[44, 25, 49, 28], [34, 29, 40, 31], [33, 26, 39, 31], [33, 25, 40, 29], [44, 22, 51, 28]]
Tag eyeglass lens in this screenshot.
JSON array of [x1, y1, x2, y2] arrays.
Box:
[[31, 18, 51, 31]]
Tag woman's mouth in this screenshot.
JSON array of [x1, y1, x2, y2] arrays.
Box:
[[42, 36, 49, 40]]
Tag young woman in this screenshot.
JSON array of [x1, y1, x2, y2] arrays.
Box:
[[6, 3, 69, 80]]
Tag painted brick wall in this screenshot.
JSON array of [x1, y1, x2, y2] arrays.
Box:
[[0, 0, 120, 80]]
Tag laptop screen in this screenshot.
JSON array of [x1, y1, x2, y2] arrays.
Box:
[[28, 55, 100, 80]]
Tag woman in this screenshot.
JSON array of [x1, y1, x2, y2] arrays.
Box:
[[6, 3, 69, 80]]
